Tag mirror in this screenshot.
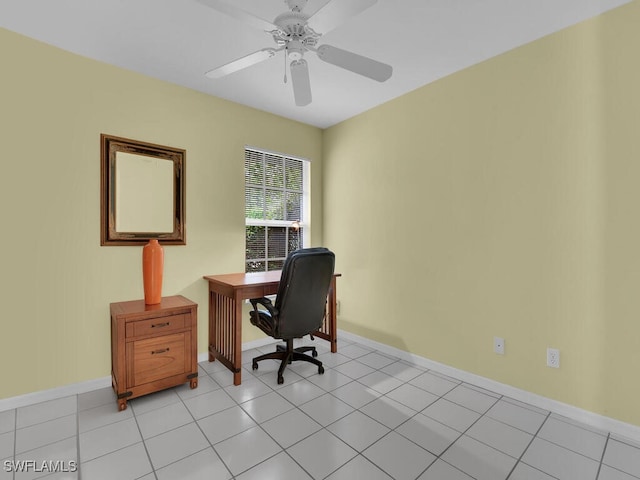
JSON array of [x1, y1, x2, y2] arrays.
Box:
[[114, 152, 174, 233], [101, 134, 186, 245]]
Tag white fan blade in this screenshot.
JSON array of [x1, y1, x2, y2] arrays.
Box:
[[307, 0, 377, 34], [290, 59, 312, 106], [196, 0, 277, 31], [205, 48, 278, 79], [316, 44, 392, 82]]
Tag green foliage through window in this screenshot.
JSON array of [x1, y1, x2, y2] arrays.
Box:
[[245, 148, 307, 272]]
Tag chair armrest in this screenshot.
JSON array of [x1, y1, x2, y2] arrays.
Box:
[[249, 297, 278, 317]]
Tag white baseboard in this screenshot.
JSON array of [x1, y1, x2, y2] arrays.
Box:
[[338, 329, 640, 444], [4, 332, 639, 445], [0, 339, 280, 412], [0, 376, 112, 412]]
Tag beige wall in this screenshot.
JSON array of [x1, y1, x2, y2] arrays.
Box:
[[323, 1, 640, 426], [0, 28, 322, 399]]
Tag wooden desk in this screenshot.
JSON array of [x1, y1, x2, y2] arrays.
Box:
[[203, 271, 340, 385]]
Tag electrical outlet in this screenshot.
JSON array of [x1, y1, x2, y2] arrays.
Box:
[[336, 300, 341, 314], [494, 337, 505, 355], [547, 348, 560, 368]]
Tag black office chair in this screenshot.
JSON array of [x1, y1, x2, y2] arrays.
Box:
[[249, 247, 335, 384]]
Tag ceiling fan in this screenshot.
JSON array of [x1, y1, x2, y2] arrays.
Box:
[[198, 0, 393, 106]]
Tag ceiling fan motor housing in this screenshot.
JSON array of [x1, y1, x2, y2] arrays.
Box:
[[272, 11, 319, 49], [274, 12, 309, 35]]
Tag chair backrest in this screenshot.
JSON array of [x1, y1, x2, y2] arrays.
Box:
[[274, 247, 335, 339]]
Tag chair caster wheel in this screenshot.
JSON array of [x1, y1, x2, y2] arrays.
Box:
[[277, 375, 284, 385], [252, 362, 258, 370], [312, 349, 318, 358], [318, 366, 325, 375]]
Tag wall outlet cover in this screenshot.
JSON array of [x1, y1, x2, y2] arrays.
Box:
[[547, 348, 560, 368], [494, 337, 505, 355]]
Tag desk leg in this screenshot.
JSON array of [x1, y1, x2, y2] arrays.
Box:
[[208, 289, 216, 362], [233, 295, 243, 386], [312, 277, 339, 353], [208, 289, 243, 385], [328, 277, 338, 353]]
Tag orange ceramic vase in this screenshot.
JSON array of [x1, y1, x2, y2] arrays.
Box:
[[142, 239, 164, 305]]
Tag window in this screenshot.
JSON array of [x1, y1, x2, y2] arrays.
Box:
[[245, 147, 310, 272]]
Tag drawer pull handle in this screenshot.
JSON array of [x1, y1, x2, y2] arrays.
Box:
[[151, 348, 170, 355], [151, 322, 170, 328]]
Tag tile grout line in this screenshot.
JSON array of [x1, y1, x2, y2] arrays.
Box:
[[264, 349, 509, 479], [351, 371, 519, 479], [252, 364, 342, 480], [594, 433, 610, 480], [139, 376, 232, 473], [477, 402, 547, 438], [273, 381, 381, 480], [178, 368, 237, 479], [129, 400, 159, 480], [133, 374, 223, 474], [0, 357, 531, 480], [530, 427, 612, 466], [13, 337, 640, 480], [277, 341, 361, 479], [412, 394, 504, 480], [304, 351, 500, 480], [12, 407, 17, 480], [505, 410, 553, 480], [241, 346, 386, 479], [12, 414, 78, 466], [423, 380, 611, 475], [207, 358, 327, 479], [76, 395, 81, 480]]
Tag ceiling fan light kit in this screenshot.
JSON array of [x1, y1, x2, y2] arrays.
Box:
[[200, 0, 393, 106]]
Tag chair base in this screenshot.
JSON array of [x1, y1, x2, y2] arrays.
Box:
[[252, 339, 324, 384]]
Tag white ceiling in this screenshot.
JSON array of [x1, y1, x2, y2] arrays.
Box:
[[0, 0, 631, 128]]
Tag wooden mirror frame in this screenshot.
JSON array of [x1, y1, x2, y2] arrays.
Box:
[[100, 134, 186, 246]]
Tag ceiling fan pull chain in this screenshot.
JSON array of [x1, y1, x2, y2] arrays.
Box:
[[283, 47, 288, 84]]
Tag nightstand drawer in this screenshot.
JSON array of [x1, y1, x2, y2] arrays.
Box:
[[126, 313, 187, 338], [127, 332, 190, 387]]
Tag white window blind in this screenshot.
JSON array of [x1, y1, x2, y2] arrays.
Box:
[[244, 147, 309, 272]]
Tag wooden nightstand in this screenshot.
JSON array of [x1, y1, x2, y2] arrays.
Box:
[[110, 295, 198, 410]]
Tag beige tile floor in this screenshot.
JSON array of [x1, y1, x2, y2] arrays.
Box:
[[1, 337, 639, 479]]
